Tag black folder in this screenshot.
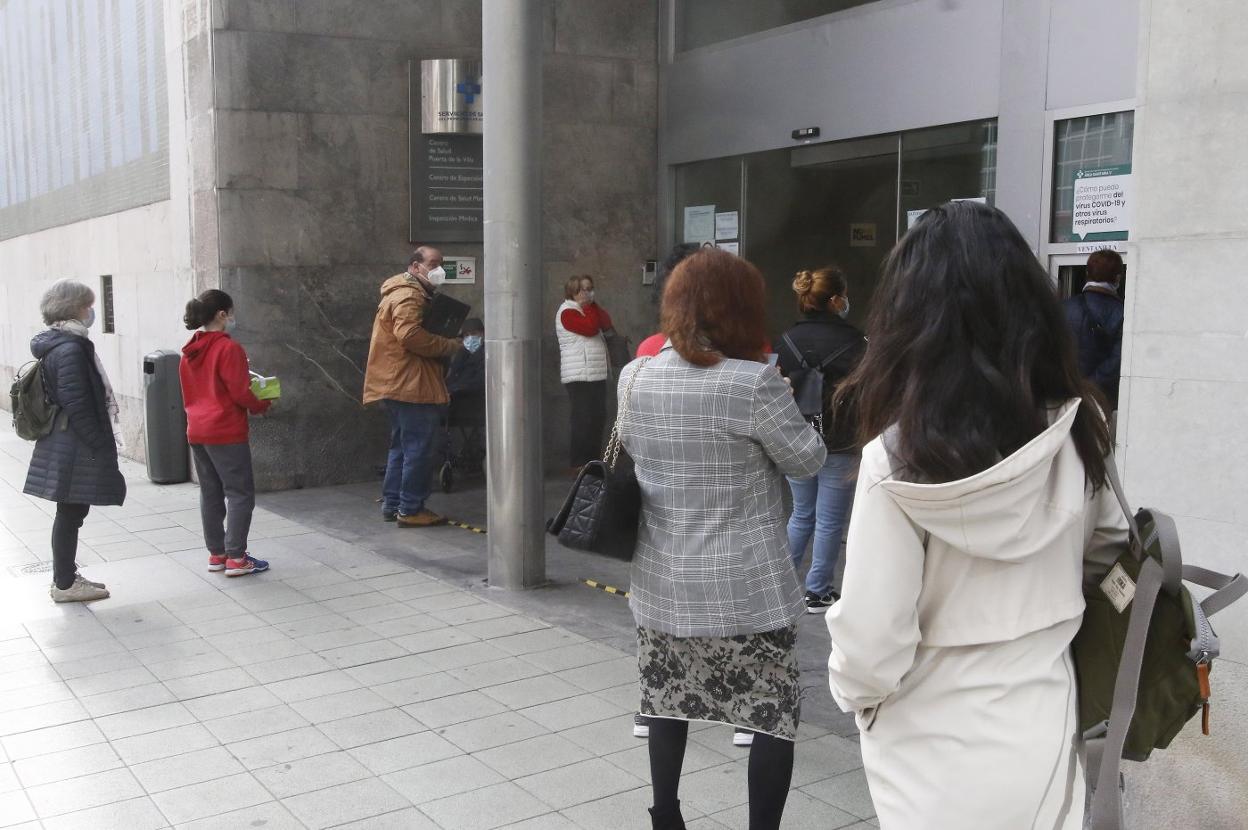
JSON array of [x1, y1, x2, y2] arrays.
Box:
[[423, 293, 471, 338]]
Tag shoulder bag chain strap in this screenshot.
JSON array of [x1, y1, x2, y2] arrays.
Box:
[[604, 357, 651, 471]]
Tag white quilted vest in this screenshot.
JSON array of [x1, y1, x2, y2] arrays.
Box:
[[555, 300, 610, 384]]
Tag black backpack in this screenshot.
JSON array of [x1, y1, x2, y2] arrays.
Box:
[[9, 360, 61, 441], [780, 333, 855, 428]]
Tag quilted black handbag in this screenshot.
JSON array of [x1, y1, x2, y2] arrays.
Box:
[[547, 359, 648, 561]]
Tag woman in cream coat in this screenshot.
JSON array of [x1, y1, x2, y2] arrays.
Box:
[[825, 202, 1128, 830]]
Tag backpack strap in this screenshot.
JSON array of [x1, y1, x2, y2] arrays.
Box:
[[1087, 465, 1248, 830], [1086, 555, 1166, 830], [817, 340, 857, 373], [780, 333, 810, 371]]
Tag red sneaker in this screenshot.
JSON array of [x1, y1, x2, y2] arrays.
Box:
[[208, 553, 227, 573], [225, 555, 270, 577]]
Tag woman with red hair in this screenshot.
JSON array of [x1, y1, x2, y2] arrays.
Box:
[[617, 248, 826, 830]]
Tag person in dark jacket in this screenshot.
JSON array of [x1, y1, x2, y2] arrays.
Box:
[[777, 266, 867, 613], [446, 317, 485, 399], [23, 280, 126, 603], [180, 290, 272, 577], [1063, 248, 1125, 409]]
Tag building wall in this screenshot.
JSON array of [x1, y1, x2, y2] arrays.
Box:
[[0, 201, 190, 462], [0, 0, 169, 241], [1118, 4, 1248, 821], [659, 0, 1140, 248], [0, 0, 183, 468], [198, 0, 658, 489]]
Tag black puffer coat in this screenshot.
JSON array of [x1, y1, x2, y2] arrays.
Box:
[[22, 330, 127, 506]]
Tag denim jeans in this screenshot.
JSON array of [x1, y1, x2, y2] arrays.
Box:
[[786, 452, 859, 595], [382, 400, 446, 515]]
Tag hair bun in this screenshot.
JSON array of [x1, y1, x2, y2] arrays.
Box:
[[792, 271, 814, 294]]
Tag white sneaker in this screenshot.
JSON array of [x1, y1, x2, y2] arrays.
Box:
[[50, 575, 110, 603], [733, 729, 754, 747]]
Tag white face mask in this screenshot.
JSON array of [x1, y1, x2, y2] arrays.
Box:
[[83, 307, 96, 329], [463, 335, 483, 353], [426, 266, 447, 286], [224, 315, 237, 332], [837, 297, 850, 320]]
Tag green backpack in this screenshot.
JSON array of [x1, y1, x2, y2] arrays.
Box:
[[1074, 461, 1247, 830], [9, 360, 61, 441]]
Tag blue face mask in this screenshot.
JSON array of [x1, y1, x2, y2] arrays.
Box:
[[463, 335, 483, 353], [83, 307, 96, 329]]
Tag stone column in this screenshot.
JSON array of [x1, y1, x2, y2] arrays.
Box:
[[1120, 0, 1248, 826], [483, 0, 545, 589]]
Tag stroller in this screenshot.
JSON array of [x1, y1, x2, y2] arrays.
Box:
[[438, 391, 485, 493]]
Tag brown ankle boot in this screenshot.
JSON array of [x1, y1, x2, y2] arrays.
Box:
[[648, 801, 686, 830]]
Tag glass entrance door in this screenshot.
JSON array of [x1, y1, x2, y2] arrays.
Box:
[[670, 119, 999, 343], [1049, 252, 1128, 299]]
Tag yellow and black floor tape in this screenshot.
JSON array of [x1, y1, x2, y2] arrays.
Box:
[[441, 520, 627, 598], [444, 518, 487, 534], [582, 578, 630, 599]]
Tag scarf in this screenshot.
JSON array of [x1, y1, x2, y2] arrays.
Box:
[[48, 320, 125, 451]]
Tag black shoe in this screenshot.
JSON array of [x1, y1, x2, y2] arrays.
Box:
[[382, 510, 397, 522], [648, 801, 686, 830], [804, 589, 839, 613]]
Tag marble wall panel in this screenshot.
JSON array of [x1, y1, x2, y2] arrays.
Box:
[[216, 111, 300, 190], [552, 0, 656, 61], [1131, 95, 1248, 241], [206, 0, 658, 488]]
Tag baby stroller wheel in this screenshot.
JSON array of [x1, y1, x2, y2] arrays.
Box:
[[439, 461, 454, 493]]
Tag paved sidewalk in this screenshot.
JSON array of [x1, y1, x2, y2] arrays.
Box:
[[0, 428, 878, 830]]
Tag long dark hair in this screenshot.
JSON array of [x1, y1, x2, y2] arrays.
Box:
[[838, 201, 1111, 487], [183, 289, 233, 330]]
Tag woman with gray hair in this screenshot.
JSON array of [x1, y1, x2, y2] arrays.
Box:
[[23, 279, 126, 602]]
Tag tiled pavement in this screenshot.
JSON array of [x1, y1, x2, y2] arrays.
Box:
[[0, 427, 878, 830]]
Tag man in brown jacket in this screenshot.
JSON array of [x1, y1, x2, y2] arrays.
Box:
[[364, 246, 462, 527]]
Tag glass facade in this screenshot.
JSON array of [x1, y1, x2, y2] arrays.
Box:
[[671, 119, 999, 340], [899, 120, 998, 232], [676, 0, 879, 52], [1050, 111, 1134, 243]]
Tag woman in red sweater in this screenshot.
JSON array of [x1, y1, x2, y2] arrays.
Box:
[[180, 290, 272, 577]]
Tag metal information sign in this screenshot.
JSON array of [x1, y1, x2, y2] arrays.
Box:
[[409, 61, 484, 242]]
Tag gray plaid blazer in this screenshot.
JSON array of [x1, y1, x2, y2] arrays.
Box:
[[618, 346, 827, 637]]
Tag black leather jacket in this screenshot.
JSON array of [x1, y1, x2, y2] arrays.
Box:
[[777, 311, 867, 453]]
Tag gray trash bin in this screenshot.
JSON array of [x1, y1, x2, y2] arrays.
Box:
[[143, 350, 189, 484]]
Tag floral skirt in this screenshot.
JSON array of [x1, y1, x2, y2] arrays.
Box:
[[637, 625, 800, 741]]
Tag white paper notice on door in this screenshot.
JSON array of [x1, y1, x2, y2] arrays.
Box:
[[714, 211, 739, 241], [683, 205, 715, 244], [716, 241, 739, 255]]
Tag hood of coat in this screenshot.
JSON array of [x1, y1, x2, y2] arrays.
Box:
[[381, 274, 429, 300], [182, 330, 231, 366], [878, 398, 1083, 563], [30, 328, 88, 359]]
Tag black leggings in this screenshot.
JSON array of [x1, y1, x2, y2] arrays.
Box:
[[52, 503, 91, 590], [648, 718, 794, 830]]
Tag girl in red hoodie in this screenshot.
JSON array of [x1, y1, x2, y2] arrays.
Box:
[[180, 290, 271, 577]]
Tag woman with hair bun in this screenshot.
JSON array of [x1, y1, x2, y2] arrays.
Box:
[[777, 266, 866, 613], [179, 290, 271, 577]]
